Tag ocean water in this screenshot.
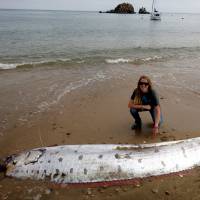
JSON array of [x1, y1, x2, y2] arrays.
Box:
[[1, 9, 200, 69], [1, 9, 200, 125]]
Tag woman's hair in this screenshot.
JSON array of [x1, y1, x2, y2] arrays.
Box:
[[133, 75, 152, 105]]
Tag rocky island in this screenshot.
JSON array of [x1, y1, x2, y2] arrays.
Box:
[[138, 7, 150, 14], [99, 3, 135, 14]]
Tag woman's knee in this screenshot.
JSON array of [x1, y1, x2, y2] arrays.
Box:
[[130, 108, 141, 119], [130, 108, 138, 115], [150, 109, 163, 125]]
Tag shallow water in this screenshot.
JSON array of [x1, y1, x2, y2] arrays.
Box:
[[1, 10, 200, 68], [1, 10, 200, 132]]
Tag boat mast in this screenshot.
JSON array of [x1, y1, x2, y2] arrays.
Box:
[[152, 0, 155, 12]]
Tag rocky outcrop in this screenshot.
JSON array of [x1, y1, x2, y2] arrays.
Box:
[[114, 3, 135, 13], [100, 3, 135, 14], [138, 7, 150, 14]]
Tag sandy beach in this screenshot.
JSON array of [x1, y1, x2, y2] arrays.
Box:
[[1, 8, 200, 200], [0, 65, 200, 199]]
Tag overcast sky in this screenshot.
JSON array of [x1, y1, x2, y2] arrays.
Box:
[[0, 0, 200, 13]]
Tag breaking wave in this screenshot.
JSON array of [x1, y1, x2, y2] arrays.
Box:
[[1, 46, 200, 70], [105, 56, 163, 64], [0, 63, 18, 70], [105, 58, 131, 64], [0, 56, 164, 70], [0, 59, 72, 70]]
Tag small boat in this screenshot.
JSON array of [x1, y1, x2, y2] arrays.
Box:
[[150, 0, 161, 20]]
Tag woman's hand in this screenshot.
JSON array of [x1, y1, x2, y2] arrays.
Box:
[[152, 127, 159, 138], [152, 124, 159, 138], [142, 105, 151, 110]]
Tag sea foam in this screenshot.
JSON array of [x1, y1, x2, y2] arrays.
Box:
[[105, 56, 162, 64], [0, 63, 18, 70], [105, 58, 131, 64]]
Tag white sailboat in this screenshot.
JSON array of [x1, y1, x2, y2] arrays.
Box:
[[150, 0, 161, 20]]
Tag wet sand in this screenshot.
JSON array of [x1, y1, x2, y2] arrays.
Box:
[[0, 68, 200, 199]]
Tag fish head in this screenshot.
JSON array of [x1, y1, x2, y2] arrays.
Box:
[[5, 149, 46, 175]]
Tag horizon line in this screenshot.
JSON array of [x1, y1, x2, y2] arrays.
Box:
[[0, 8, 200, 14]]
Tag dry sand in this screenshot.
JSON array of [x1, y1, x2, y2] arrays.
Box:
[[0, 69, 200, 199]]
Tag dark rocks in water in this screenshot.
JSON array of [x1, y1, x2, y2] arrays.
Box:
[[138, 7, 150, 14], [100, 3, 135, 14], [114, 3, 135, 13]]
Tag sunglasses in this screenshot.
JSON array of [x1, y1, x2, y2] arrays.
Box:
[[139, 82, 149, 86]]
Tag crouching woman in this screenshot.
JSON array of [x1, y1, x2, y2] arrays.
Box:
[[128, 75, 163, 136]]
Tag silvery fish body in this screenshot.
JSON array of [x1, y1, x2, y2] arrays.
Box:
[[5, 137, 200, 184]]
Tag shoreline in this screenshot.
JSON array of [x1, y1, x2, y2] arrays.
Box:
[[1, 68, 200, 153], [0, 66, 200, 199]]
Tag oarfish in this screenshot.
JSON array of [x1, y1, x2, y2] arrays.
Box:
[[1, 137, 200, 184]]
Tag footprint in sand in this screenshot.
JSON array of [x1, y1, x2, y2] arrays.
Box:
[[52, 123, 57, 130], [160, 135, 176, 142]]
